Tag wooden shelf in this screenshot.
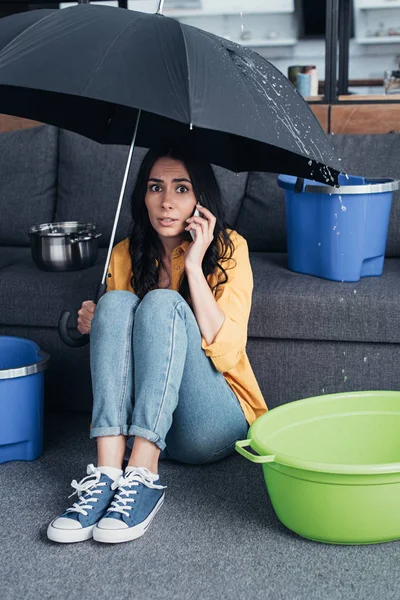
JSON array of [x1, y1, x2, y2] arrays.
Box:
[[338, 94, 400, 100], [331, 102, 400, 133], [304, 95, 325, 102]]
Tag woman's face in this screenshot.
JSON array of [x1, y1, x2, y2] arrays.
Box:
[[145, 157, 198, 241]]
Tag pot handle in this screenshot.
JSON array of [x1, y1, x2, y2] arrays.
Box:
[[70, 233, 102, 244], [58, 282, 107, 348], [235, 439, 276, 464]]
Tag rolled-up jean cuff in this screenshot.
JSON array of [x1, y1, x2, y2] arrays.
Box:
[[127, 424, 166, 451], [90, 425, 130, 439]]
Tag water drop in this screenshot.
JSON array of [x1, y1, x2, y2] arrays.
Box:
[[308, 160, 312, 166], [342, 369, 345, 374], [189, 122, 193, 130], [340, 298, 344, 302], [344, 375, 348, 383], [341, 205, 347, 211], [317, 242, 321, 246], [364, 357, 368, 362], [343, 351, 346, 356], [354, 290, 357, 294]]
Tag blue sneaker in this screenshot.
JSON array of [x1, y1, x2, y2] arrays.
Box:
[[93, 466, 167, 544], [47, 464, 117, 543]]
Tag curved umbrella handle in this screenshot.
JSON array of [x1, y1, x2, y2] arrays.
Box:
[[58, 283, 107, 348]]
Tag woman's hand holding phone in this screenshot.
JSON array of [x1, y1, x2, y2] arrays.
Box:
[[189, 207, 201, 241], [184, 203, 217, 272]]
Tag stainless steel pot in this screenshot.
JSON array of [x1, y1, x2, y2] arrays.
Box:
[[28, 221, 102, 272]]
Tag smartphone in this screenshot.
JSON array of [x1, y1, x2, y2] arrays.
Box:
[[190, 207, 201, 241]]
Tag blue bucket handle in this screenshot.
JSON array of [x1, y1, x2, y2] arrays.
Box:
[[294, 177, 304, 193]]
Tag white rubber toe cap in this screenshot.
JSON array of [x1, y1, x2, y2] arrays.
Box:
[[97, 517, 128, 530], [51, 517, 82, 530]]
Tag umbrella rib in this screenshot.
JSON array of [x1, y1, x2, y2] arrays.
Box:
[[177, 23, 192, 125], [154, 20, 190, 123], [0, 10, 56, 58], [0, 15, 101, 71], [80, 16, 137, 96]]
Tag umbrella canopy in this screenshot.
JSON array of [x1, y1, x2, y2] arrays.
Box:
[[0, 4, 341, 184]]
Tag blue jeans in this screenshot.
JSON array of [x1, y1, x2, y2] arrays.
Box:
[[89, 290, 249, 464]]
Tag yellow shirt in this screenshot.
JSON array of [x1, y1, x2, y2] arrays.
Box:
[[106, 229, 268, 426]]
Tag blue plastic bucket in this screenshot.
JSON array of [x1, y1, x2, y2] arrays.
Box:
[[0, 336, 50, 464], [277, 174, 400, 282]]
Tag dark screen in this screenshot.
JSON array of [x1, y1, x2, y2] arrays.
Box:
[[301, 0, 326, 38]]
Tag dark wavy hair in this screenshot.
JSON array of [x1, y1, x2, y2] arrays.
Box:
[[128, 147, 236, 303]]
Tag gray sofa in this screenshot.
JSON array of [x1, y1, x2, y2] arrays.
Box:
[[1, 124, 400, 414]]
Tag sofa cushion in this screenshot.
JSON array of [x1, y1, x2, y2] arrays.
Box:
[[2, 245, 400, 346], [0, 125, 58, 246], [55, 131, 146, 249], [0, 247, 106, 329], [55, 130, 247, 248], [234, 171, 286, 252], [249, 253, 400, 343], [0, 246, 35, 270]]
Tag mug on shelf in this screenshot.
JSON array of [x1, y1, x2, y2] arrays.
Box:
[[296, 72, 311, 97]]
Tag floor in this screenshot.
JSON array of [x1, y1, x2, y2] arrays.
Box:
[[0, 411, 399, 600]]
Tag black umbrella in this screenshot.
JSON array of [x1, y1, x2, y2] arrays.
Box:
[[0, 3, 343, 347]]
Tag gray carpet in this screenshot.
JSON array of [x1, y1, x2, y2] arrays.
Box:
[[0, 411, 399, 600]]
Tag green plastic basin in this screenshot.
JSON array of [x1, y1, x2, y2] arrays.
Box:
[[235, 391, 400, 545]]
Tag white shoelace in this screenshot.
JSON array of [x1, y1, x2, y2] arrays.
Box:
[[66, 464, 107, 517], [107, 467, 167, 518]]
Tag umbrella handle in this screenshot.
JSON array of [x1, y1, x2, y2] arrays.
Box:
[[59, 110, 141, 348], [58, 283, 107, 348]]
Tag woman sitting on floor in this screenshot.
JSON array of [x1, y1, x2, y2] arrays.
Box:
[[47, 146, 268, 545]]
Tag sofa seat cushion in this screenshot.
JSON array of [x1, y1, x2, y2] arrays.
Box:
[[0, 247, 106, 328], [249, 253, 400, 344], [2, 248, 400, 345]]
